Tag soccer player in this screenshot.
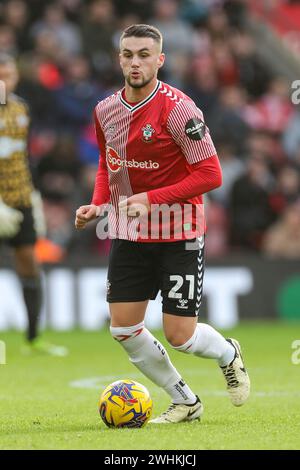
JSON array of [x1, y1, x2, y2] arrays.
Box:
[[0, 53, 67, 356], [75, 25, 250, 423]]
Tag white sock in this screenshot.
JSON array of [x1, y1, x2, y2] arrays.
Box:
[[172, 323, 235, 367], [110, 321, 197, 404]]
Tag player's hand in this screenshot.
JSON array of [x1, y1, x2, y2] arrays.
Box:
[[0, 197, 24, 238], [118, 192, 150, 217], [75, 204, 100, 229]]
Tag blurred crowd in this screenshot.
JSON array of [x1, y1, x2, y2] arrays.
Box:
[[1, 0, 300, 261]]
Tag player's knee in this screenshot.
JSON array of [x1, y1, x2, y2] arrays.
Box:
[[110, 322, 144, 343], [110, 324, 126, 341], [15, 246, 39, 277], [165, 331, 192, 349]]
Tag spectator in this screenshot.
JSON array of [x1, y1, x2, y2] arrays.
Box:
[[30, 2, 82, 56], [0, 24, 17, 56], [36, 134, 81, 251], [179, 0, 209, 26], [212, 39, 239, 87], [184, 55, 220, 129], [229, 154, 275, 250], [3, 0, 31, 52], [113, 0, 153, 21], [262, 198, 300, 259], [81, 0, 116, 82], [54, 55, 105, 133], [151, 0, 196, 86], [269, 164, 300, 216], [205, 199, 229, 257], [206, 7, 230, 41], [209, 85, 251, 155], [36, 135, 81, 202], [33, 29, 68, 63], [211, 140, 245, 206], [282, 112, 300, 163], [223, 0, 248, 28], [16, 53, 61, 131], [229, 30, 271, 97], [244, 77, 295, 133]]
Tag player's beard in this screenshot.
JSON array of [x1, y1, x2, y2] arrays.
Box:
[[125, 73, 155, 89]]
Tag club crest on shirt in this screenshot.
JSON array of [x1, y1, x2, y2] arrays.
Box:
[[141, 123, 155, 143]]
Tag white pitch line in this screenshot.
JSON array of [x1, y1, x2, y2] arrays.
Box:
[[69, 376, 300, 397], [69, 374, 141, 390]]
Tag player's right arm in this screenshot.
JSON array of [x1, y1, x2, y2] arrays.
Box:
[[75, 107, 110, 230]]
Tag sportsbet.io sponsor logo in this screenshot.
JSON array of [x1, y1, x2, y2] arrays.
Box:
[[106, 147, 121, 172], [106, 146, 159, 172]]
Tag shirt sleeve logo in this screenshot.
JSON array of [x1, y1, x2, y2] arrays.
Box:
[[142, 123, 155, 143], [185, 118, 206, 141]]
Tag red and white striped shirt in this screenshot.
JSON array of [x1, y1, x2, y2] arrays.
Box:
[[92, 80, 221, 242]]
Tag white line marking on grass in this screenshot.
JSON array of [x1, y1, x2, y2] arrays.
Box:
[[69, 376, 300, 397], [70, 374, 141, 390]]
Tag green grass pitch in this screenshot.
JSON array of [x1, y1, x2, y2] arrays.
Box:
[[0, 322, 300, 450]]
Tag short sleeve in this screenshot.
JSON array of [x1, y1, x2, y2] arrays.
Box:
[[167, 99, 217, 164]]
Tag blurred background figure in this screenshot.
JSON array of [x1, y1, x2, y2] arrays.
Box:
[[262, 198, 300, 259], [30, 2, 82, 56], [81, 0, 117, 84], [0, 53, 67, 355], [229, 154, 275, 251]]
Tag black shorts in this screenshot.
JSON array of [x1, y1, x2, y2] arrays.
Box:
[[107, 237, 205, 317], [1, 207, 37, 248]]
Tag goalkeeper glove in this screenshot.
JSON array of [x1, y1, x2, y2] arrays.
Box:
[[0, 197, 24, 238]]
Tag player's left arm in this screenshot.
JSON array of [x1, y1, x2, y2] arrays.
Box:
[[147, 156, 222, 205], [119, 155, 222, 215], [148, 99, 222, 205]]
